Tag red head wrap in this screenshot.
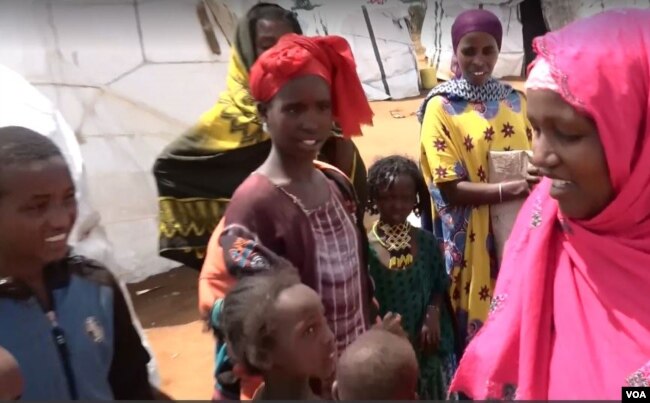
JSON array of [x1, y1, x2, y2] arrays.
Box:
[[249, 33, 373, 137]]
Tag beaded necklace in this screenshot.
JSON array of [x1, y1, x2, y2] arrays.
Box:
[[372, 220, 413, 270]]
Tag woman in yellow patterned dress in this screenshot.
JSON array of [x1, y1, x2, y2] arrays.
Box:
[[417, 9, 536, 348]]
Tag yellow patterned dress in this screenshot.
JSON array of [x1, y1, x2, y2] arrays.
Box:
[[419, 90, 532, 344]]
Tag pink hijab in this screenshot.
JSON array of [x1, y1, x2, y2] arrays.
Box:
[[450, 9, 650, 399]]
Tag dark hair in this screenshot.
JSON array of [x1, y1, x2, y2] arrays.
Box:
[[248, 3, 302, 42], [220, 258, 301, 375], [366, 155, 429, 217], [336, 328, 418, 400], [0, 126, 63, 181]]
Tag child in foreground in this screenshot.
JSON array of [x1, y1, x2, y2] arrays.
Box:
[[366, 155, 457, 400], [332, 328, 419, 400], [219, 259, 336, 400], [0, 127, 153, 400]]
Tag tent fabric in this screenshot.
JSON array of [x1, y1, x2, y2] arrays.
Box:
[[219, 0, 421, 101], [420, 0, 525, 80], [1, 0, 646, 284]]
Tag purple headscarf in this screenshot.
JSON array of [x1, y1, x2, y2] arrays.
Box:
[[417, 8, 512, 120], [452, 9, 503, 52], [451, 9, 503, 78]]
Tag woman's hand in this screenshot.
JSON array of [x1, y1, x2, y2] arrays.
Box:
[[498, 164, 541, 202], [525, 164, 541, 190], [420, 306, 441, 356], [501, 179, 530, 201]]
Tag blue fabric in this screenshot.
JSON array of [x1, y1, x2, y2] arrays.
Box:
[[417, 77, 514, 123], [429, 185, 472, 277], [0, 275, 115, 400], [210, 298, 240, 400]]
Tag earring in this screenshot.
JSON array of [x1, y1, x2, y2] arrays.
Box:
[[262, 122, 269, 133]]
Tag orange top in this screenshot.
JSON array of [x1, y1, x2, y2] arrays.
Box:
[[198, 218, 233, 319], [198, 161, 373, 400], [198, 218, 261, 400]]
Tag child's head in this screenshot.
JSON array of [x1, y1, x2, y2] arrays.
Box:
[[0, 127, 76, 274], [332, 328, 419, 400], [367, 155, 429, 225], [0, 346, 23, 400], [221, 259, 336, 381]]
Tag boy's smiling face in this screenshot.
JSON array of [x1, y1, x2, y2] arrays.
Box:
[[0, 156, 77, 274]]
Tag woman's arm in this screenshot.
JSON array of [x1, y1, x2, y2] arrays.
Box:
[[421, 98, 535, 207], [199, 218, 236, 322], [437, 179, 530, 207]]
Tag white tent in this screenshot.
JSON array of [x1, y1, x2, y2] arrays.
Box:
[[2, 0, 647, 283], [0, 0, 420, 283], [215, 0, 421, 100], [421, 0, 650, 81], [421, 0, 526, 80], [0, 0, 229, 282], [0, 63, 161, 386]]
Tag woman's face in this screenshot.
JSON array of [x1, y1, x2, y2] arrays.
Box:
[[255, 18, 295, 59], [455, 32, 499, 86], [259, 75, 332, 161], [528, 89, 614, 220]]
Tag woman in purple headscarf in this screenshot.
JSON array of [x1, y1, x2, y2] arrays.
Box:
[[417, 9, 536, 348]]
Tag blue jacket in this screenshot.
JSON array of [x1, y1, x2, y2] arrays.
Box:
[[0, 256, 152, 400]]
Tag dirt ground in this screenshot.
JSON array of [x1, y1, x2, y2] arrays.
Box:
[[129, 77, 525, 399]]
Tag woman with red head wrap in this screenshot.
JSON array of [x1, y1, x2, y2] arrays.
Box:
[[200, 34, 376, 400], [249, 33, 373, 137], [451, 9, 650, 399], [155, 4, 370, 273]]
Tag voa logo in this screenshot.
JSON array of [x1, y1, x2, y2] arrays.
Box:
[[626, 390, 647, 399], [623, 387, 650, 401]]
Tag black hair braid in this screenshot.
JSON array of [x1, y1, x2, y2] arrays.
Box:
[[366, 155, 429, 218]]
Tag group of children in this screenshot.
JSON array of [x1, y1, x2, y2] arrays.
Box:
[[212, 154, 455, 401], [192, 27, 457, 402], [219, 249, 434, 401], [0, 126, 454, 401], [0, 11, 456, 402]]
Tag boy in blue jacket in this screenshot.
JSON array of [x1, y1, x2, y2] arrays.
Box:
[[0, 126, 154, 399]]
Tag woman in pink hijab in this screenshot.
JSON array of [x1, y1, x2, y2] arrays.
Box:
[[450, 8, 650, 400]]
